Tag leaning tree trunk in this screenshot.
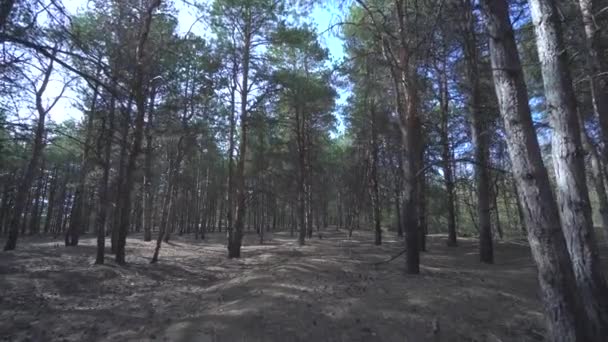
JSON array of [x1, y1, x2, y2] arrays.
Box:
[[481, 0, 588, 340], [528, 0, 608, 338]]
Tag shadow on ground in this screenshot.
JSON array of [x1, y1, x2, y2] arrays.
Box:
[[0, 229, 552, 341]]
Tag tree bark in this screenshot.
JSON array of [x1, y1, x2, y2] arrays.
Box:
[[228, 16, 252, 258], [529, 0, 608, 337], [370, 101, 382, 245], [115, 0, 162, 264], [143, 88, 157, 242], [481, 0, 587, 340], [4, 56, 54, 251], [578, 111, 608, 237], [576, 0, 608, 162], [438, 63, 457, 247], [95, 92, 116, 265], [463, 0, 493, 263]]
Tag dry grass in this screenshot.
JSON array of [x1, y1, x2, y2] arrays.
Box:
[[0, 229, 553, 341]]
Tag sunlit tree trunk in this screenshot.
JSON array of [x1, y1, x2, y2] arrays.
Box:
[[481, 0, 587, 340], [529, 0, 608, 337]]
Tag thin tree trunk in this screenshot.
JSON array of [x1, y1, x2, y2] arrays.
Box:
[[95, 93, 116, 265], [228, 24, 251, 258], [463, 0, 493, 263], [438, 64, 457, 246], [578, 111, 608, 237], [115, 0, 161, 264], [143, 88, 157, 242], [577, 0, 608, 163], [4, 57, 55, 251]]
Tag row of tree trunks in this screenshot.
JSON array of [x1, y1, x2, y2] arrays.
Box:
[[4, 55, 55, 251], [481, 0, 606, 340], [528, 0, 608, 338]]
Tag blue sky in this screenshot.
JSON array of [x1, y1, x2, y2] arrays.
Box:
[[44, 0, 347, 125]]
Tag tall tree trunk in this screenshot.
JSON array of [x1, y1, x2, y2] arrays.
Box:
[[95, 93, 116, 265], [402, 82, 421, 274], [481, 0, 587, 340], [228, 23, 251, 258], [370, 101, 382, 245], [578, 111, 608, 237], [143, 88, 157, 242], [4, 57, 54, 251], [529, 0, 608, 337], [438, 63, 457, 246], [418, 166, 427, 252], [577, 0, 608, 162], [463, 0, 493, 263], [115, 0, 161, 264], [67, 81, 100, 247]]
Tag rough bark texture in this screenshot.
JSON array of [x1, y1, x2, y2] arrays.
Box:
[[481, 0, 587, 340], [529, 0, 608, 338]]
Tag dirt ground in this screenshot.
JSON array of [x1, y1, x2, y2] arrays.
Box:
[[0, 229, 564, 341]]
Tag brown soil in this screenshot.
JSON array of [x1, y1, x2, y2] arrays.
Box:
[[0, 230, 553, 341]]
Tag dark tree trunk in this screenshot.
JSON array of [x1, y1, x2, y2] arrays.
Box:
[[578, 111, 608, 236], [115, 0, 161, 264], [438, 63, 457, 247], [143, 89, 157, 242], [95, 93, 116, 265], [370, 101, 382, 246], [576, 0, 608, 165], [463, 0, 493, 263], [4, 57, 54, 251]]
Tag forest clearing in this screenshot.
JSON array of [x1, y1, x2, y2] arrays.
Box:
[[1, 230, 563, 342], [3, 0, 608, 340]]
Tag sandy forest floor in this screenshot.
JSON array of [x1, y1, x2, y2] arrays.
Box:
[[0, 229, 575, 342]]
